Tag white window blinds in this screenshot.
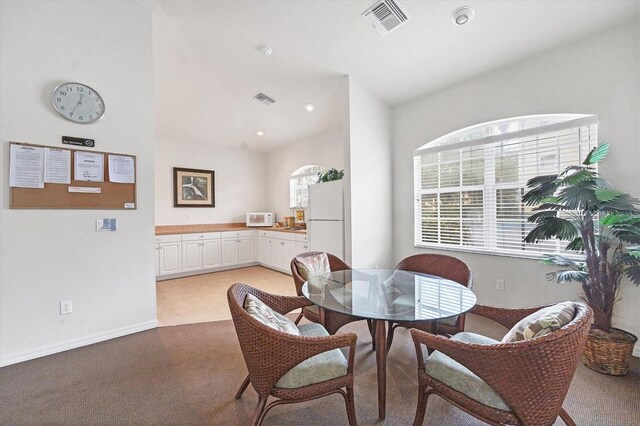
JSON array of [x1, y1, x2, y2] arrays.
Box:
[[289, 165, 326, 208], [414, 115, 598, 258]]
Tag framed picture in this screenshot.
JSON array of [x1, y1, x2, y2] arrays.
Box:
[[173, 167, 215, 207]]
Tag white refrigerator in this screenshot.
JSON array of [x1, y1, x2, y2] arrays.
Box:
[[307, 180, 344, 259]]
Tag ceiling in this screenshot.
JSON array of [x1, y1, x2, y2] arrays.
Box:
[[150, 0, 639, 152]]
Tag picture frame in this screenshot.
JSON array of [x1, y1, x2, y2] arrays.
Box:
[[173, 167, 215, 207]]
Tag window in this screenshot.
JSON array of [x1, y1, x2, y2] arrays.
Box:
[[290, 165, 326, 208], [414, 114, 598, 258]]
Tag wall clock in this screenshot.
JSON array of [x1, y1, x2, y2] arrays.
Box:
[[51, 82, 105, 124]]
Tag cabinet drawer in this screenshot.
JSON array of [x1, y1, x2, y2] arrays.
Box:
[[155, 234, 181, 243], [262, 230, 297, 241], [222, 230, 254, 239], [295, 233, 308, 243], [182, 232, 221, 241]]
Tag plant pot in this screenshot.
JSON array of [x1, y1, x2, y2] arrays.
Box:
[[582, 327, 637, 376]]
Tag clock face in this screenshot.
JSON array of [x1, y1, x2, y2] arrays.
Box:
[[51, 82, 105, 124]]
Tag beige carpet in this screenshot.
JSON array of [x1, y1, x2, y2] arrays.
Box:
[[1, 314, 638, 425], [156, 266, 295, 326]]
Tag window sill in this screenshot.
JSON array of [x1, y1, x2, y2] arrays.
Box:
[[414, 243, 585, 261]]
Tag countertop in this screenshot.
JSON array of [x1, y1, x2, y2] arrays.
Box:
[[155, 223, 306, 236]]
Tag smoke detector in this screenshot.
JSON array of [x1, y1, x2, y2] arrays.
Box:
[[253, 92, 276, 105], [259, 45, 273, 56], [451, 7, 474, 26], [362, 0, 410, 36]]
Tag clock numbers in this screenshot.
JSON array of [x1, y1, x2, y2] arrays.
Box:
[[52, 82, 104, 124]]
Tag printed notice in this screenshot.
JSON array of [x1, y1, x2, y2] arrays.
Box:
[[108, 155, 135, 184], [44, 148, 71, 184], [10, 144, 44, 188], [74, 151, 104, 182]]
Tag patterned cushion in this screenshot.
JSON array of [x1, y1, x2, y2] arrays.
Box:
[[426, 332, 510, 411], [502, 301, 575, 343], [244, 294, 300, 335], [275, 323, 348, 389], [294, 253, 331, 281]]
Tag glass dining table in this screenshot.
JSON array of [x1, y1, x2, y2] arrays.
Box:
[[302, 269, 477, 420]]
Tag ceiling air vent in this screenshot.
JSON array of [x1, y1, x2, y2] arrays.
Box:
[[362, 0, 410, 36], [253, 92, 276, 105]]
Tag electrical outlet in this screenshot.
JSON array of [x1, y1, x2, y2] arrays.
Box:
[[496, 279, 505, 291], [60, 300, 72, 315]]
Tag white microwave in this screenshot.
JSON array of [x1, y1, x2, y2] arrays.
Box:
[[246, 212, 274, 227]]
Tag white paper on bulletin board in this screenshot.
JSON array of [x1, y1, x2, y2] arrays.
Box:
[[74, 151, 104, 182], [108, 154, 135, 183], [9, 144, 44, 188]]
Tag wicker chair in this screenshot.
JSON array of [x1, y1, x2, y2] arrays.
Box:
[[411, 302, 593, 426], [228, 283, 358, 426], [291, 251, 376, 342], [387, 254, 472, 352]]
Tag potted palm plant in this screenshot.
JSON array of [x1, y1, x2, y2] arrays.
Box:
[[523, 143, 640, 375]]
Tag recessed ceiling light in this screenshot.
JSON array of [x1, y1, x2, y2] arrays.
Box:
[[451, 7, 474, 26], [304, 103, 316, 112], [256, 130, 265, 136], [258, 45, 273, 56]]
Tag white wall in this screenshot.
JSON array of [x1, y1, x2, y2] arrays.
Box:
[[344, 77, 393, 268], [266, 129, 343, 221], [155, 138, 268, 225], [0, 0, 156, 366], [392, 23, 640, 346]]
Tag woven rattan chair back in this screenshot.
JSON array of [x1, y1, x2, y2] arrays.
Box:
[[412, 302, 593, 426], [290, 251, 350, 296], [395, 253, 472, 288]]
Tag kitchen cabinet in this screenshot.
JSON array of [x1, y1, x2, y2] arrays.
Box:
[[257, 230, 308, 274], [182, 232, 222, 272], [221, 230, 256, 267], [156, 235, 182, 276], [155, 230, 257, 280]]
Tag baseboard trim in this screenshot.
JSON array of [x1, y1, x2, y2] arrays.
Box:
[[156, 262, 261, 281], [0, 319, 158, 367]]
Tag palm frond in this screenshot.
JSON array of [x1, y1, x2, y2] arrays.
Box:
[[559, 169, 596, 186], [595, 189, 625, 203], [556, 185, 599, 211], [541, 254, 585, 270], [524, 217, 578, 243], [545, 270, 589, 283], [522, 175, 560, 205], [583, 143, 610, 165], [565, 237, 584, 252], [527, 210, 557, 223]]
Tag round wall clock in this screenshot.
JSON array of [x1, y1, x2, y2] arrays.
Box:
[[51, 82, 105, 124]]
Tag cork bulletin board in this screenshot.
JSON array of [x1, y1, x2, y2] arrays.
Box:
[[9, 142, 136, 210]]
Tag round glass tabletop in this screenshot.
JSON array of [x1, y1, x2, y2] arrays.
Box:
[[302, 269, 477, 322]]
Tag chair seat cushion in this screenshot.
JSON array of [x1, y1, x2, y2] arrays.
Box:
[[244, 294, 300, 335], [425, 332, 511, 411], [275, 323, 348, 389], [502, 301, 575, 343], [294, 253, 331, 281]]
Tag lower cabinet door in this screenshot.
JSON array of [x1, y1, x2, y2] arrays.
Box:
[[221, 238, 239, 267], [159, 242, 182, 275], [258, 237, 271, 265], [182, 241, 204, 272], [202, 239, 222, 269], [295, 242, 309, 256], [282, 241, 297, 271], [238, 236, 254, 263], [271, 240, 285, 270]]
